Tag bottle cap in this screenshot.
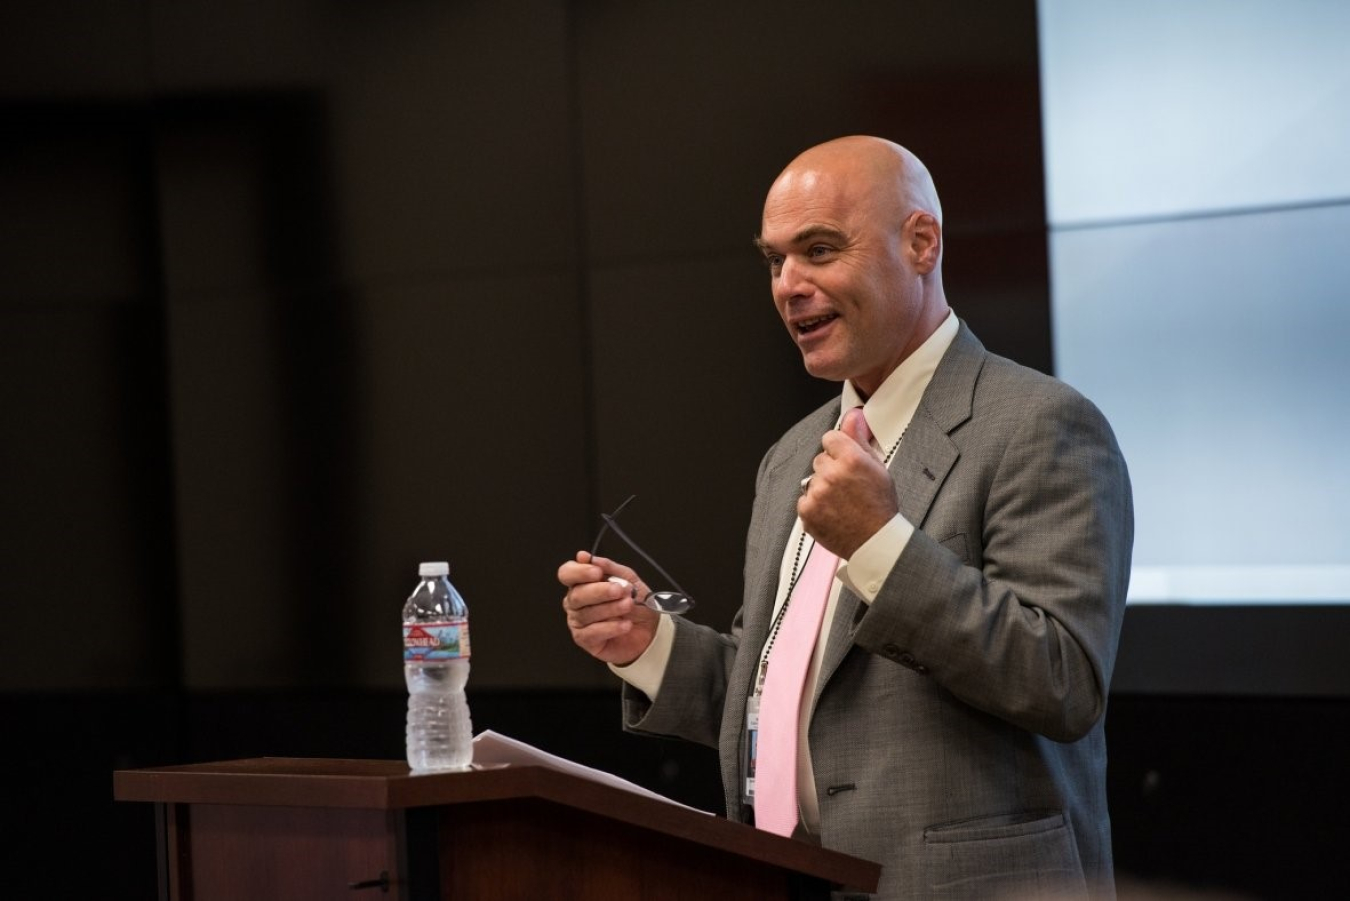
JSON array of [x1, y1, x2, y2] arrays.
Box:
[[418, 561, 449, 577]]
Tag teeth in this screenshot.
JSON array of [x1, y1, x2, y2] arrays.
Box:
[[798, 313, 836, 331]]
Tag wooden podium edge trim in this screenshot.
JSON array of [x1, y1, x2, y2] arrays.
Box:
[[113, 758, 881, 890]]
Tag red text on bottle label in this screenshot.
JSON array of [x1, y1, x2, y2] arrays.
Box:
[[403, 618, 471, 662]]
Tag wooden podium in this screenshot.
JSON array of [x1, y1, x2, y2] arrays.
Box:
[[114, 758, 880, 900]]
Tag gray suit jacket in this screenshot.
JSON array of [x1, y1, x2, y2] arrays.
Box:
[[624, 322, 1133, 900]]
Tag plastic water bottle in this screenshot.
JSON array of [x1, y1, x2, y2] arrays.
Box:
[[403, 561, 473, 772]]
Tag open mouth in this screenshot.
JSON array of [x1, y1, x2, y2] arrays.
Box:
[[796, 313, 838, 335]]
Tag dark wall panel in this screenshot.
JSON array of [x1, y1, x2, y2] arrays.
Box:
[[142, 2, 590, 689], [0, 107, 177, 690]]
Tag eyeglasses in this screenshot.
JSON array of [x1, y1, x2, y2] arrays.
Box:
[[589, 495, 695, 615]]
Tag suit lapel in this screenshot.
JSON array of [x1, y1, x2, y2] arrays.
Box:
[[813, 322, 985, 696]]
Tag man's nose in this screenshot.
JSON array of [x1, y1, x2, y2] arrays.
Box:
[[775, 255, 811, 301]]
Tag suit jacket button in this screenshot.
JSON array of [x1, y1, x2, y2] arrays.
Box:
[[883, 643, 902, 658]]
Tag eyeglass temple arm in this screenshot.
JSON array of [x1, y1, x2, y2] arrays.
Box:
[[596, 514, 693, 599], [589, 494, 637, 558]]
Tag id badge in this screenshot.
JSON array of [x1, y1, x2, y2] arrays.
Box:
[[742, 694, 760, 806]]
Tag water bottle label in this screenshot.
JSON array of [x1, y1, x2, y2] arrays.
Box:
[[403, 618, 471, 661]]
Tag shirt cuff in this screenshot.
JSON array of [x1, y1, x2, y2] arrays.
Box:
[[607, 612, 676, 700], [838, 513, 915, 603]]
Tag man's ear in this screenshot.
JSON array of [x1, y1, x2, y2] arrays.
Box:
[[905, 211, 941, 275]]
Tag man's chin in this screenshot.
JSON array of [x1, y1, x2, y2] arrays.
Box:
[[800, 353, 848, 384]]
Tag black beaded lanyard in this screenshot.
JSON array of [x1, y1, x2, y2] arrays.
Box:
[[751, 424, 907, 696]]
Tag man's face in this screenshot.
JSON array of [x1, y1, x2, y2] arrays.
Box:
[[757, 166, 926, 397]]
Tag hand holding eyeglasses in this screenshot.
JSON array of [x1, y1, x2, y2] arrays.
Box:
[[587, 495, 695, 616], [558, 495, 695, 666]]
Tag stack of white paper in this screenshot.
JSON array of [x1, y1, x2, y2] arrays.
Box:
[[470, 729, 710, 815]]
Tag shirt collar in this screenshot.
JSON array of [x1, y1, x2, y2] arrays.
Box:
[[839, 311, 959, 455]]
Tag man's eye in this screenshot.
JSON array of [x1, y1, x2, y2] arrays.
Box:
[[808, 245, 833, 259], [765, 255, 784, 274]]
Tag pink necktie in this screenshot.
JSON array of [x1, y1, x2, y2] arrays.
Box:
[[755, 539, 837, 836], [755, 407, 869, 836]]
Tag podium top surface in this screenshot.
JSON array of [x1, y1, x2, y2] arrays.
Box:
[[114, 757, 881, 892]]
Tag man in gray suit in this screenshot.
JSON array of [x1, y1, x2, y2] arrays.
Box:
[[559, 136, 1132, 900]]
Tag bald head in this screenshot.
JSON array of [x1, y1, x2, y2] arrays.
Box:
[[771, 136, 943, 231]]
